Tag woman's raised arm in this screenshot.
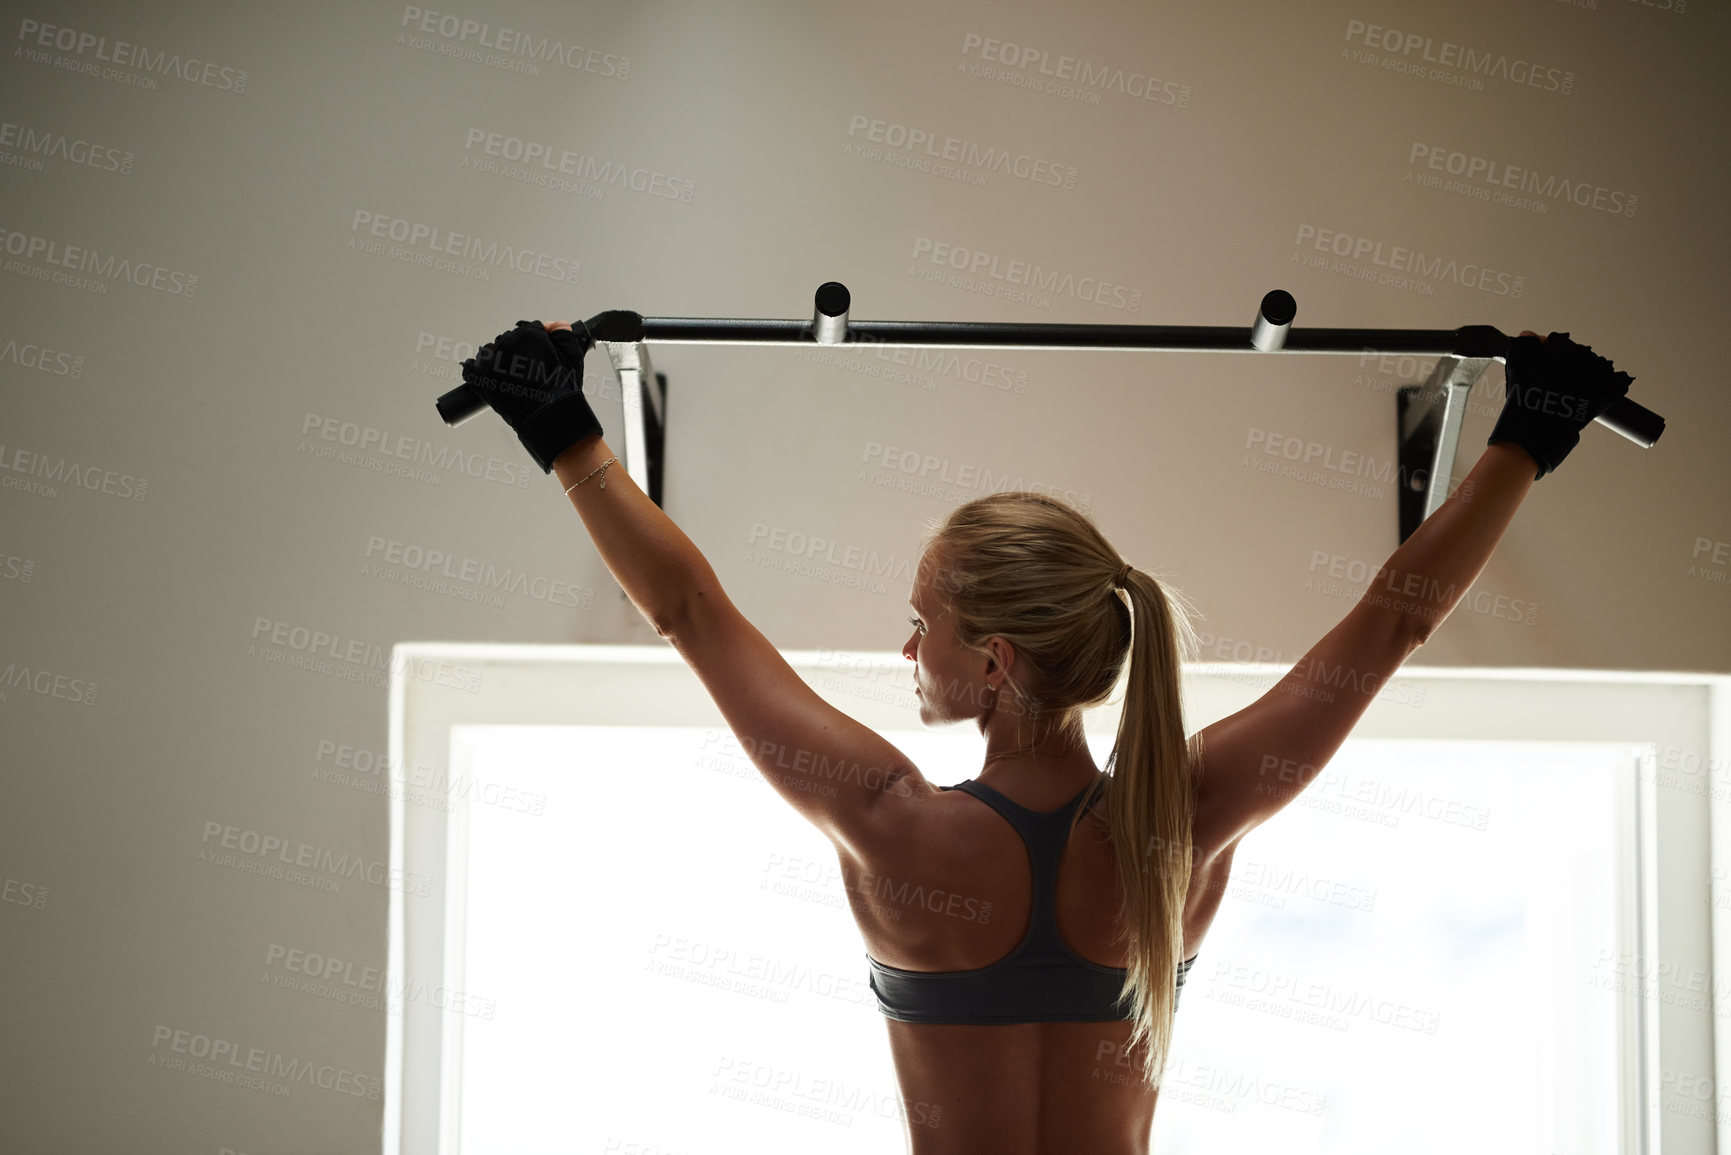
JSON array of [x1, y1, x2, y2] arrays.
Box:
[[463, 319, 930, 858], [509, 319, 704, 633], [551, 431, 708, 635], [1188, 439, 1537, 856], [1352, 438, 1539, 645], [1188, 327, 1636, 858]]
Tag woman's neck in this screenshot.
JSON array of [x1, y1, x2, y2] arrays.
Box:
[[977, 746, 1100, 803]]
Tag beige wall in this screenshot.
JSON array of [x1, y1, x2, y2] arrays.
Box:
[[1, 0, 1726, 1149]]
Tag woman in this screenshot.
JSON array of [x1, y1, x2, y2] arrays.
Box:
[[454, 317, 1633, 1154]]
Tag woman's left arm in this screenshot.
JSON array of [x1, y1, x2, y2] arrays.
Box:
[[550, 432, 708, 635], [534, 316, 709, 633]]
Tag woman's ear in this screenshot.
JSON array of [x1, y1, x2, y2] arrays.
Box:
[[984, 636, 1017, 683]]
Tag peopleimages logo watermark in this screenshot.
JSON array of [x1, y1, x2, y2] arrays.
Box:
[[362, 533, 596, 610], [1305, 548, 1538, 627], [1340, 18, 1574, 95], [312, 738, 548, 816], [0, 332, 85, 377], [0, 657, 98, 706], [709, 1054, 942, 1130], [1241, 426, 1430, 502], [1688, 536, 1730, 589], [148, 1024, 378, 1099], [744, 523, 916, 596], [909, 236, 1141, 312], [15, 17, 249, 92], [0, 118, 134, 175], [0, 440, 148, 501], [461, 128, 693, 202], [2, 875, 48, 910], [1207, 960, 1443, 1034], [247, 614, 486, 695], [263, 941, 499, 1019], [859, 439, 1092, 510], [845, 114, 1079, 189], [1291, 223, 1524, 298], [398, 6, 631, 77], [198, 819, 435, 896], [0, 227, 198, 296], [1407, 142, 1637, 217], [958, 32, 1192, 108], [347, 210, 580, 284], [298, 410, 537, 489], [647, 933, 875, 1007]]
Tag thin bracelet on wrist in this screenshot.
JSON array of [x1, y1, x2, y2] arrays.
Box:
[[564, 456, 618, 495]]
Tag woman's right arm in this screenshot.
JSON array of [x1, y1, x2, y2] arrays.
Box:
[[1351, 438, 1539, 644], [1188, 438, 1539, 858]]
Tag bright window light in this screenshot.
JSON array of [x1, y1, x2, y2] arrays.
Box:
[[449, 725, 1637, 1155], [1148, 738, 1635, 1155]]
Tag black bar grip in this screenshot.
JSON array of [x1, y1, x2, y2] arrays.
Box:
[[1452, 326, 1664, 448], [1598, 397, 1664, 448], [436, 382, 486, 426], [434, 310, 647, 427]]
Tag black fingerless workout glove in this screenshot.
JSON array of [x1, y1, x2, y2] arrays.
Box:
[[460, 319, 603, 473], [1487, 331, 1635, 480]]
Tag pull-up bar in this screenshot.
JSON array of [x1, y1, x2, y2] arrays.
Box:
[[436, 284, 1664, 542]]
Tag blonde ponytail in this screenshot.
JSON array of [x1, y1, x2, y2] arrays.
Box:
[[1083, 569, 1202, 1088]]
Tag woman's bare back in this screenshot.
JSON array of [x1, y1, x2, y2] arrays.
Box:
[[839, 770, 1235, 1155]]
